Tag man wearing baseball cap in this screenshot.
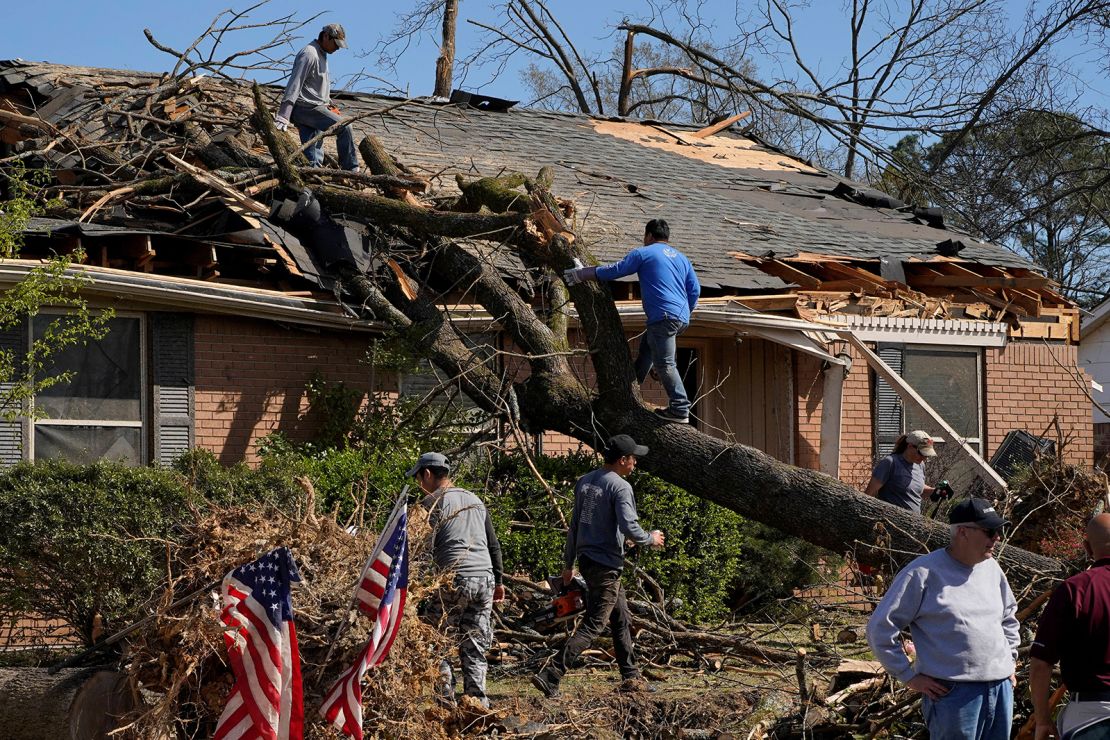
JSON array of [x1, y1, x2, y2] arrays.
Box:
[[867, 498, 1019, 738], [275, 23, 359, 171], [410, 452, 503, 708], [532, 434, 664, 698]]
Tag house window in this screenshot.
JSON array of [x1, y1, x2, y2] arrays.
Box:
[[874, 344, 983, 456], [29, 313, 145, 464]]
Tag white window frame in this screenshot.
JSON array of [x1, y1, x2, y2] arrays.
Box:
[[23, 310, 147, 464], [902, 344, 985, 454]]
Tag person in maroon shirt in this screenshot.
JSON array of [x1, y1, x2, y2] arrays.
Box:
[[1030, 513, 1110, 739]]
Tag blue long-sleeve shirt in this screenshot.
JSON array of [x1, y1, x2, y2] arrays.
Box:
[[563, 468, 652, 571], [595, 242, 700, 324]]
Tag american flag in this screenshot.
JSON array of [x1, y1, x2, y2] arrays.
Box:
[[213, 547, 303, 740], [320, 494, 409, 740]]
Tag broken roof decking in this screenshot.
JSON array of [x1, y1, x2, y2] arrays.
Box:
[[0, 59, 1033, 295]]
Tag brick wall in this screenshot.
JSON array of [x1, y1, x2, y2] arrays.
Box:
[[794, 343, 875, 485], [194, 315, 388, 463], [984, 342, 1092, 465], [840, 343, 876, 485]]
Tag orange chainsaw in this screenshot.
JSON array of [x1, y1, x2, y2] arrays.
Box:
[[522, 575, 588, 632]]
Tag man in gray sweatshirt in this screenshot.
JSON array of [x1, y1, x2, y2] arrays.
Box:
[[274, 23, 358, 171], [411, 452, 504, 708], [531, 435, 664, 698], [866, 498, 1019, 739]]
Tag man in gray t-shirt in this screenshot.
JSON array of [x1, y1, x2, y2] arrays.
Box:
[[410, 452, 503, 708], [532, 435, 664, 698]]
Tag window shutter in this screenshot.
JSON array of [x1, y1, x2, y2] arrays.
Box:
[[873, 343, 904, 457], [151, 313, 194, 466], [0, 317, 27, 465]]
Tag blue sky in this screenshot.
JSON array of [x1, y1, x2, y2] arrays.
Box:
[[2, 1, 1105, 111]]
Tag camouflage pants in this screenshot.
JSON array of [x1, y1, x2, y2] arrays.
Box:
[[423, 574, 495, 702]]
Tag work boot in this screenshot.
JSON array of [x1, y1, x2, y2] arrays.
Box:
[[619, 677, 656, 694], [530, 670, 561, 699]]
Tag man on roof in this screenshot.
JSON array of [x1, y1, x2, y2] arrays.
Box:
[[275, 23, 359, 172], [563, 219, 701, 424]]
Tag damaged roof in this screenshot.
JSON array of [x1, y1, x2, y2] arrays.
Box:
[[0, 59, 1038, 294]]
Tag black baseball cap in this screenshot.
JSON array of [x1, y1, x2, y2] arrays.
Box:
[[949, 497, 1008, 530], [605, 434, 648, 457]]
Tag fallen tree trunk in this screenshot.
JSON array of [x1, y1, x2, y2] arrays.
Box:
[[0, 668, 156, 739], [246, 96, 1067, 594]]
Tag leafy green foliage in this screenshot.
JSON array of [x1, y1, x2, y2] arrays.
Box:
[[256, 379, 481, 526], [0, 460, 199, 643], [0, 165, 114, 420]]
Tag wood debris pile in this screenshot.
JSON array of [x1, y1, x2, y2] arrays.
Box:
[[119, 502, 452, 739], [1003, 453, 1110, 560]]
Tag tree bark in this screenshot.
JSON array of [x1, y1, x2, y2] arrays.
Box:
[[434, 0, 459, 98]]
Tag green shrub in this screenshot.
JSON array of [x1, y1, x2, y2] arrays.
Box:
[[483, 451, 824, 622], [0, 460, 198, 643]]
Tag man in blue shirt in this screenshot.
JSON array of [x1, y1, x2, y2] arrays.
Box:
[[564, 219, 701, 423]]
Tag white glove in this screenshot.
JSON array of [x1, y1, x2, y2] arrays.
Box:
[[274, 115, 290, 132], [562, 266, 594, 286]]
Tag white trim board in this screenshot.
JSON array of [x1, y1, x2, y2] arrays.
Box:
[[818, 315, 1008, 347]]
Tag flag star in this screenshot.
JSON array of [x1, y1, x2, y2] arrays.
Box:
[[248, 564, 256, 571]]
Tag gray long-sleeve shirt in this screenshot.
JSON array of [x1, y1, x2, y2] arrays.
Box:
[[563, 468, 652, 571], [280, 41, 331, 112], [422, 486, 503, 584], [866, 548, 1019, 683]]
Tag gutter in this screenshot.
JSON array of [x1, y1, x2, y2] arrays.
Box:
[[0, 261, 385, 333]]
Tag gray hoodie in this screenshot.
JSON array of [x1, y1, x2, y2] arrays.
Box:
[[866, 548, 1019, 683]]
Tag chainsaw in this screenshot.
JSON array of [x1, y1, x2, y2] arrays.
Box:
[[522, 575, 588, 632]]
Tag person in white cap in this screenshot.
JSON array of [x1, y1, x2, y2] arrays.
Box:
[[864, 430, 944, 513], [275, 23, 359, 171]]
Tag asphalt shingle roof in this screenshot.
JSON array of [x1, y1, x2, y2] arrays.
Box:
[[1, 59, 1036, 292]]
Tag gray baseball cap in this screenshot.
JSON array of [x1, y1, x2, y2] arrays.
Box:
[[406, 452, 450, 477], [322, 23, 347, 48]]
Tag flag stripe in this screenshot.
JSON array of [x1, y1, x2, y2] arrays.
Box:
[[214, 547, 303, 740], [319, 497, 408, 740]]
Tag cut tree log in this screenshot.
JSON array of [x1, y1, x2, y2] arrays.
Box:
[[0, 668, 164, 740]]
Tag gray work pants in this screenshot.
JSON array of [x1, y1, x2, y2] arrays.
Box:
[[423, 574, 495, 702]]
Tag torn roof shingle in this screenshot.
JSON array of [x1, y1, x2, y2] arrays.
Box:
[[1, 59, 1036, 292]]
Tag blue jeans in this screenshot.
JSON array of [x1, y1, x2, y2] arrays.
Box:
[[922, 678, 1012, 739], [291, 103, 358, 170], [635, 317, 690, 417]]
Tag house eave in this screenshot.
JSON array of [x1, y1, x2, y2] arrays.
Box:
[[0, 260, 384, 333]]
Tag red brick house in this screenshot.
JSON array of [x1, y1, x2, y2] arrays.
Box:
[[0, 60, 1093, 479]]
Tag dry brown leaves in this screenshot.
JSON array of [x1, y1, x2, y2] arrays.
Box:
[[120, 502, 455, 739]]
